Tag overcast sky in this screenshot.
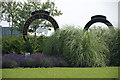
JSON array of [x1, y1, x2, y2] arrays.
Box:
[[54, 0, 119, 29], [0, 0, 119, 29]]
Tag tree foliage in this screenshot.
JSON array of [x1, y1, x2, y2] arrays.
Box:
[[0, 0, 63, 33]]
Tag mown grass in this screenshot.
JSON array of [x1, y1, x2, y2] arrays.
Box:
[[2, 67, 119, 78]]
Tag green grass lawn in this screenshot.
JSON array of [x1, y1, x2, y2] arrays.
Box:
[[2, 67, 119, 78]]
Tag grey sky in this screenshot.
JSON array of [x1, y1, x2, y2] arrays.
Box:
[[54, 0, 119, 29], [0, 0, 119, 29]]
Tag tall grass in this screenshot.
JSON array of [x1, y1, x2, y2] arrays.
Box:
[[43, 26, 109, 67], [101, 28, 120, 66], [89, 27, 120, 66]]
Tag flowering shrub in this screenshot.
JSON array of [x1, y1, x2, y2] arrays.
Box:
[[2, 53, 68, 68], [27, 53, 68, 67], [2, 53, 24, 62], [2, 53, 24, 68], [20, 58, 36, 68], [2, 59, 18, 68]]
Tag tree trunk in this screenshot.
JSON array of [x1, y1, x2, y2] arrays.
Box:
[[11, 14, 13, 37], [35, 25, 36, 37]]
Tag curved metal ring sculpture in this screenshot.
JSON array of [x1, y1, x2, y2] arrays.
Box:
[[23, 10, 59, 41], [84, 15, 114, 30]]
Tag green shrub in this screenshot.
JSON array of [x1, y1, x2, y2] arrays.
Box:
[[2, 36, 24, 54], [2, 37, 11, 54], [43, 26, 109, 67], [29, 36, 49, 53], [2, 35, 49, 54]]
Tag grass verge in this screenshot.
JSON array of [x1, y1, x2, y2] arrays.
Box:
[[2, 67, 119, 78]]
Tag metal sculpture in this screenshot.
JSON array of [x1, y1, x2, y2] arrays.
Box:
[[23, 10, 59, 41], [84, 15, 113, 30]]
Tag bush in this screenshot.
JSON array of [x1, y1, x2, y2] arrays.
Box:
[[2, 59, 18, 68], [20, 58, 36, 68], [2, 36, 25, 54], [2, 53, 24, 62], [2, 53, 68, 68], [28, 53, 53, 67], [29, 36, 49, 53], [30, 53, 68, 67], [2, 35, 49, 54], [55, 57, 68, 67], [2, 53, 24, 68], [43, 26, 109, 67]]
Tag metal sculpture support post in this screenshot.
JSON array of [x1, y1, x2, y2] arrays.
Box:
[[23, 10, 59, 41], [84, 15, 114, 30]]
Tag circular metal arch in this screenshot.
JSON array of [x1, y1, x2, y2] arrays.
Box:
[[84, 15, 114, 30], [23, 12, 59, 41]]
